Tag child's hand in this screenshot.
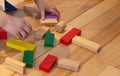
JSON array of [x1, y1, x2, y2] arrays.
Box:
[[1, 13, 32, 39], [34, 0, 60, 19]]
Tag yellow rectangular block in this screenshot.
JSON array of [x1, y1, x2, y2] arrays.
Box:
[[6, 38, 36, 52]]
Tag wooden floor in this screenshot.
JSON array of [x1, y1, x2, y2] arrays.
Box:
[[0, 0, 120, 76]]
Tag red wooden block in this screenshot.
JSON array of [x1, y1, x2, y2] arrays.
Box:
[[60, 28, 81, 45], [39, 54, 57, 72], [0, 28, 7, 39]]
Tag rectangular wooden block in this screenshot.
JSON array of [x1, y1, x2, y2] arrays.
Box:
[[57, 58, 80, 71], [98, 65, 120, 76], [5, 57, 26, 74], [44, 33, 54, 47], [0, 27, 7, 39], [23, 51, 34, 68], [6, 38, 36, 52], [60, 28, 81, 45], [40, 19, 58, 25], [35, 26, 50, 39], [39, 54, 57, 72], [72, 36, 101, 53], [24, 5, 40, 19]]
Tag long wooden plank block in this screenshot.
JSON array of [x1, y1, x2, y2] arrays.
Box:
[[5, 57, 26, 74], [58, 58, 80, 71], [67, 0, 119, 29], [72, 36, 101, 53], [98, 65, 120, 76], [6, 38, 36, 52], [70, 34, 120, 76]]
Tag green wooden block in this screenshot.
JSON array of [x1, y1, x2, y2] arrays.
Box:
[[23, 51, 34, 68], [44, 33, 54, 47]]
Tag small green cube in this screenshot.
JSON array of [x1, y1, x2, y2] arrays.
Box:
[[23, 51, 34, 68], [44, 33, 54, 47]]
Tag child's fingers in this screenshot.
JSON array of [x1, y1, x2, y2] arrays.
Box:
[[20, 29, 27, 38], [24, 22, 32, 34], [40, 9, 45, 19], [14, 33, 21, 39], [50, 9, 60, 17]]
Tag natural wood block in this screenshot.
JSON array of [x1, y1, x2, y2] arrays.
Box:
[[58, 58, 80, 71], [55, 21, 66, 33], [24, 5, 40, 19], [5, 57, 26, 74], [6, 38, 36, 52], [40, 19, 58, 25], [35, 26, 50, 39], [72, 36, 101, 53], [0, 64, 15, 76], [98, 65, 120, 76]]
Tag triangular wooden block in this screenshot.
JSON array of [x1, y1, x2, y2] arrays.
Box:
[[5, 0, 17, 12]]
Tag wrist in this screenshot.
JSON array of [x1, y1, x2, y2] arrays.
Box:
[[0, 11, 8, 28]]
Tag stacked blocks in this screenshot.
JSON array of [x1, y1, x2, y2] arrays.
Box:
[[5, 0, 17, 12], [40, 12, 58, 25], [6, 38, 36, 52], [39, 54, 57, 72], [23, 51, 34, 68], [0, 28, 7, 40], [60, 28, 81, 45], [44, 33, 54, 47]]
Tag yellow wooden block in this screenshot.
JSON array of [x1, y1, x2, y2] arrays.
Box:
[[6, 38, 36, 52]]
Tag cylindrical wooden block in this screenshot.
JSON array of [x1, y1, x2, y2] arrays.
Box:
[[55, 21, 66, 33]]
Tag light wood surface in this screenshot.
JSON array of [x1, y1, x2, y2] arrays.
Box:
[[0, 0, 120, 76]]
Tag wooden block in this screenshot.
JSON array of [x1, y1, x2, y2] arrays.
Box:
[[44, 33, 54, 47], [35, 26, 50, 39], [24, 5, 40, 19], [40, 19, 58, 25], [0, 0, 5, 10], [0, 64, 15, 76], [98, 65, 120, 76], [39, 54, 57, 72], [5, 57, 26, 74], [72, 36, 101, 53], [60, 28, 81, 45], [6, 38, 36, 52], [55, 21, 66, 33], [45, 12, 59, 19], [0, 27, 7, 40], [58, 58, 80, 71], [5, 0, 17, 12], [23, 51, 34, 68]]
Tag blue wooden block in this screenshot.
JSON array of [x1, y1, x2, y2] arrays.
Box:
[[5, 0, 17, 12]]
